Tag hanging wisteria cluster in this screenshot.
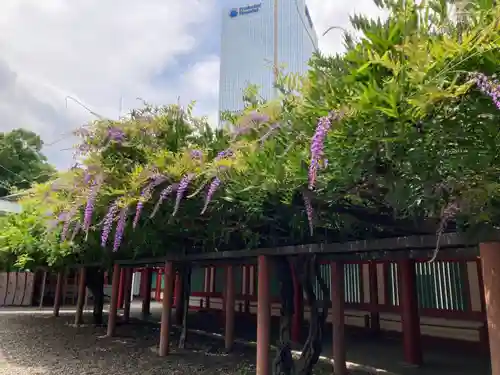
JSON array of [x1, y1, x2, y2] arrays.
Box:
[[308, 112, 340, 190], [54, 104, 342, 253], [172, 173, 196, 216], [471, 72, 500, 109], [101, 200, 118, 247], [150, 184, 176, 219], [132, 173, 167, 229], [199, 147, 236, 214], [201, 177, 221, 215], [83, 175, 103, 233], [113, 207, 128, 252]]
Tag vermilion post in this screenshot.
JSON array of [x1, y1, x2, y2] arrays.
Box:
[[256, 255, 270, 375], [331, 262, 347, 375], [107, 264, 121, 337], [117, 269, 125, 308], [398, 259, 423, 366], [479, 242, 500, 375], [159, 261, 175, 356], [75, 268, 86, 326], [224, 265, 235, 351], [155, 269, 162, 301], [368, 261, 380, 333], [206, 267, 212, 309], [291, 261, 301, 343], [53, 270, 64, 317]]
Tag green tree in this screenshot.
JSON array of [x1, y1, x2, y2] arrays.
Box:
[[0, 128, 56, 197], [4, 0, 500, 373]]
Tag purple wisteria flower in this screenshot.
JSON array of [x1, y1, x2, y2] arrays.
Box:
[[150, 184, 176, 219], [172, 173, 195, 216], [61, 206, 77, 241], [201, 177, 221, 215], [108, 127, 126, 142], [248, 111, 270, 123], [101, 200, 119, 247], [61, 219, 71, 242], [83, 172, 92, 185], [215, 149, 234, 161], [113, 207, 128, 252], [132, 174, 167, 228], [83, 175, 103, 233], [303, 192, 314, 236], [190, 149, 203, 160], [308, 112, 341, 190], [470, 72, 500, 109], [70, 221, 81, 241]]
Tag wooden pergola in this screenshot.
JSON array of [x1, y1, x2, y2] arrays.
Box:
[[54, 231, 500, 375]]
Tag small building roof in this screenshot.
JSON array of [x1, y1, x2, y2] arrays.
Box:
[[0, 199, 22, 214]]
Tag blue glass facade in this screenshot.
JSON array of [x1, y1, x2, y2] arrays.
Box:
[[218, 0, 318, 121]]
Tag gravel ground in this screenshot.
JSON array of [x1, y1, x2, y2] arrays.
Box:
[[0, 311, 371, 375], [0, 312, 257, 375]]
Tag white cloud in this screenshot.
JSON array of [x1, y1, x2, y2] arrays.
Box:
[[0, 0, 384, 169], [307, 0, 387, 55]]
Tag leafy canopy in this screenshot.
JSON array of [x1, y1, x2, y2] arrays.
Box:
[[0, 129, 56, 197], [3, 0, 500, 269]]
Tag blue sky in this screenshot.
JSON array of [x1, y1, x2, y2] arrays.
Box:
[[0, 0, 384, 169]]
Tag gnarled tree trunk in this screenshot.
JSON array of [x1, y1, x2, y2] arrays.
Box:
[[296, 255, 330, 375], [272, 257, 295, 375], [86, 267, 105, 325], [178, 263, 192, 349], [272, 255, 330, 375]]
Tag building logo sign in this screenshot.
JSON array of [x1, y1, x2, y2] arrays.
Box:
[[229, 3, 262, 18]]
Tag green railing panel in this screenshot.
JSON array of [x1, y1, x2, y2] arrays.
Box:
[[234, 266, 243, 294], [191, 267, 205, 292], [151, 271, 158, 289], [215, 267, 225, 293]]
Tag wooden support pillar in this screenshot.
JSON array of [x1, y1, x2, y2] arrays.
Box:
[[155, 269, 162, 301], [75, 268, 86, 326], [224, 265, 235, 351], [331, 262, 347, 375], [118, 269, 125, 308], [243, 265, 250, 313], [204, 267, 209, 292], [107, 264, 121, 337], [38, 271, 47, 309], [142, 268, 152, 318], [257, 255, 270, 375], [291, 261, 301, 343], [480, 242, 500, 375], [368, 261, 380, 334], [205, 266, 212, 309], [398, 259, 423, 366], [139, 269, 146, 298], [123, 268, 133, 323], [159, 261, 175, 357], [249, 265, 255, 296], [53, 270, 64, 317]]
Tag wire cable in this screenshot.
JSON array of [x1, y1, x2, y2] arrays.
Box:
[[293, 0, 320, 53]]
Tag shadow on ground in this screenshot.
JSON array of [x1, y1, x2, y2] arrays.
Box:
[[135, 304, 491, 375]]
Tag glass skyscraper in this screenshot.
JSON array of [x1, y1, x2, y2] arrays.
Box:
[[218, 0, 318, 120]]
